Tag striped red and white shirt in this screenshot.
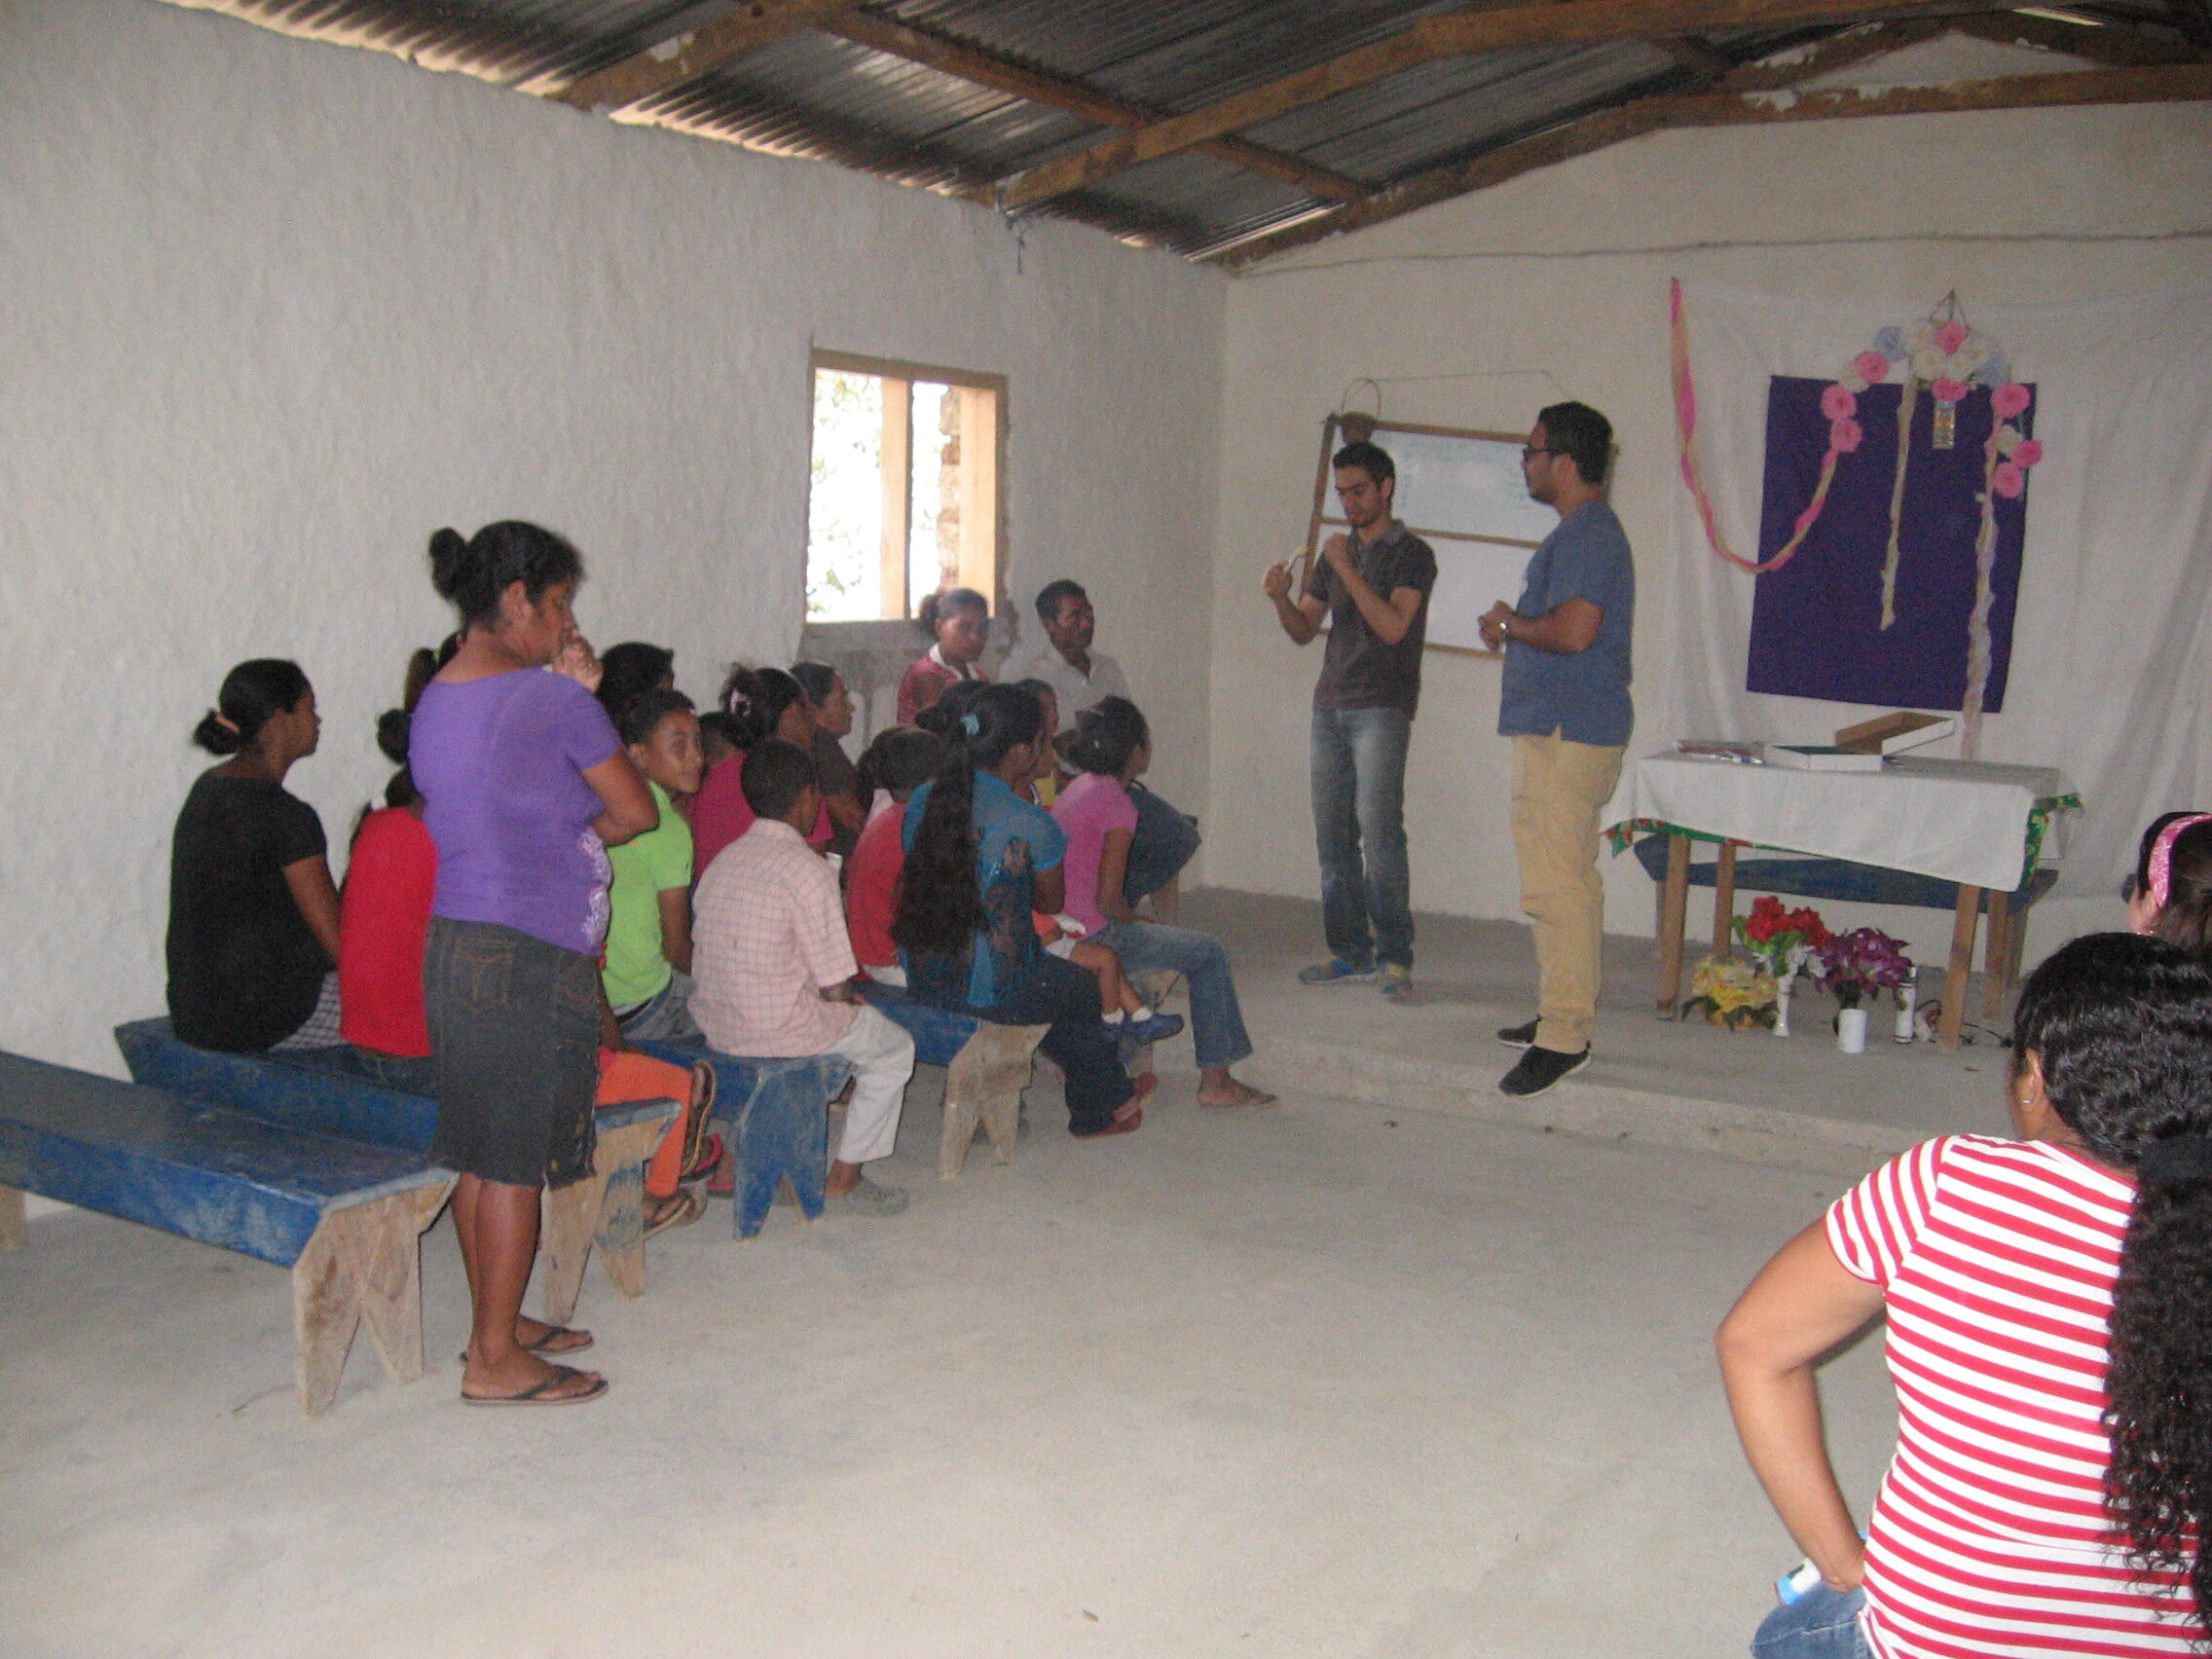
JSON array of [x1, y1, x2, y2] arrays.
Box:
[[1827, 1135, 2198, 1657]]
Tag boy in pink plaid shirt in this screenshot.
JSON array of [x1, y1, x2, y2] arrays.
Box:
[[691, 739, 914, 1216]]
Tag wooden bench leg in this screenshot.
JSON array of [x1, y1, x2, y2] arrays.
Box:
[[1656, 833, 1690, 1018], [0, 1184, 23, 1252], [940, 1023, 1047, 1179], [539, 1111, 675, 1327], [290, 1179, 453, 1419], [1938, 885, 1982, 1053], [1712, 840, 1738, 959], [1982, 892, 2012, 1020]]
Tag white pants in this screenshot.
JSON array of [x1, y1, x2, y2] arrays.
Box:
[[822, 1003, 914, 1165]]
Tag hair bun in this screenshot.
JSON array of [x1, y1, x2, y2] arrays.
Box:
[[426, 527, 469, 601], [192, 709, 242, 756], [375, 708, 413, 767]]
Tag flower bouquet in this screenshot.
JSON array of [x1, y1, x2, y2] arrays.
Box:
[[1811, 927, 1914, 1010], [1685, 954, 1779, 1030], [1733, 896, 1831, 986]]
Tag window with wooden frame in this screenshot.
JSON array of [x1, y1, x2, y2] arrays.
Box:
[[806, 350, 1005, 624]]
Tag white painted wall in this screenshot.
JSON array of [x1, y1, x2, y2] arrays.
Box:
[[0, 0, 1224, 1073], [1206, 62, 2212, 973]]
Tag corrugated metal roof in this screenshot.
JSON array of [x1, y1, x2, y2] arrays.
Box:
[[181, 0, 2205, 259]]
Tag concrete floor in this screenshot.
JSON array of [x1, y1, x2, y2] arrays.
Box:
[[0, 893, 1944, 1659]]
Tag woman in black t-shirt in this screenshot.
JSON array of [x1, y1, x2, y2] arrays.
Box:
[[166, 659, 343, 1052]]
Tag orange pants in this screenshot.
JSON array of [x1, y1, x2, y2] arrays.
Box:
[[596, 1049, 699, 1198]]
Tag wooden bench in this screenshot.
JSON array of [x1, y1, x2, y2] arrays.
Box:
[[1630, 835, 2058, 1033], [632, 1041, 850, 1238], [0, 1051, 453, 1419], [854, 989, 1049, 1179], [112, 1019, 677, 1326]]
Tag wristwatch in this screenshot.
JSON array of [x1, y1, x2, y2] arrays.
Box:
[[1494, 614, 1514, 648]]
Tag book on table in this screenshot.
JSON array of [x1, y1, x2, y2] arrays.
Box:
[[1833, 711, 1957, 756], [1767, 744, 1885, 773]]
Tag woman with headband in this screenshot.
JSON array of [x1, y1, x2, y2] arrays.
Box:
[[2127, 811, 2212, 955], [1718, 932, 2211, 1657]]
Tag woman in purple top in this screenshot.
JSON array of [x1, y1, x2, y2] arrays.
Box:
[[410, 521, 656, 1408]]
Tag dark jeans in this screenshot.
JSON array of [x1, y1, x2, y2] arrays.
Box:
[[1310, 705, 1415, 971], [1125, 783, 1200, 903], [353, 1046, 436, 1094], [923, 952, 1134, 1135]]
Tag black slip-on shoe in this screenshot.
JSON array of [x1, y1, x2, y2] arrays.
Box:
[[1495, 1018, 1539, 1050], [1498, 1045, 1591, 1098]]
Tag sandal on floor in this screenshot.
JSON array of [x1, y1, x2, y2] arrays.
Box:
[[1074, 1105, 1144, 1139], [644, 1188, 706, 1238], [461, 1364, 608, 1408]]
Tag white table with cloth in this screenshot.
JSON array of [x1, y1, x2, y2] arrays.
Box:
[[1612, 754, 2079, 1050]]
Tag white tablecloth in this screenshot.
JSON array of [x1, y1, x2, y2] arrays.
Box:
[[1616, 755, 2074, 892]]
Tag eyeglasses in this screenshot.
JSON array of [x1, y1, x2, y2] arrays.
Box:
[[1522, 446, 1557, 462]]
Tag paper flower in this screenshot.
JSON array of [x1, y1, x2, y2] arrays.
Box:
[[1935, 321, 1970, 354], [1931, 377, 1970, 404], [1873, 326, 1906, 360], [1991, 383, 2032, 419], [1996, 425, 2021, 457], [1829, 417, 1863, 453], [1852, 350, 1891, 385], [1812, 927, 1912, 1008], [2012, 438, 2044, 467], [1911, 346, 1948, 381], [1840, 372, 1868, 394], [1821, 384, 1859, 420], [1992, 461, 2026, 498]]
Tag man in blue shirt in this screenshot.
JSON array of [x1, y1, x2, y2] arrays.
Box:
[[1479, 402, 1634, 1096]]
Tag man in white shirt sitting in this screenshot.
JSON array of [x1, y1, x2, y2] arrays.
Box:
[[1007, 578, 1199, 909]]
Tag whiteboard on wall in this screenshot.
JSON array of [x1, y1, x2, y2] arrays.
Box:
[[1305, 418, 1549, 655]]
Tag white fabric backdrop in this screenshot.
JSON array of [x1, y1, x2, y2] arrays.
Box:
[[1650, 280, 2212, 899]]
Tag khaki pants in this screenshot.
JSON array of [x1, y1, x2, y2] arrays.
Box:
[[1510, 731, 1626, 1054]]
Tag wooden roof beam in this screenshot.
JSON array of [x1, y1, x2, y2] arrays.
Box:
[[1949, 9, 2206, 64], [820, 12, 1365, 202], [554, 0, 865, 114], [1218, 61, 2212, 268], [996, 0, 2020, 210], [1655, 34, 1739, 78]]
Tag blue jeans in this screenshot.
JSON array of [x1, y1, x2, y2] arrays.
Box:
[[1751, 1585, 1870, 1659], [1124, 784, 1200, 903], [1094, 919, 1254, 1070], [918, 952, 1135, 1136], [1310, 706, 1415, 971]]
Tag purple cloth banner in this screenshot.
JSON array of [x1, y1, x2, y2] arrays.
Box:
[[1747, 378, 2032, 712]]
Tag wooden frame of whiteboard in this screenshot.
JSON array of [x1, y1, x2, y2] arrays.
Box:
[[1303, 414, 1540, 659]]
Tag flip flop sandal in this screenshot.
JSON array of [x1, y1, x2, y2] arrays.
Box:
[[682, 1133, 724, 1184], [461, 1364, 608, 1408], [679, 1061, 719, 1171], [459, 1326, 594, 1365], [1074, 1106, 1144, 1139], [643, 1187, 706, 1238]]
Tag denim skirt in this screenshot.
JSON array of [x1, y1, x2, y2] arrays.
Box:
[[424, 917, 599, 1189]]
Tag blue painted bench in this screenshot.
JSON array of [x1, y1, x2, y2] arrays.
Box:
[[0, 1051, 453, 1418], [1631, 833, 2057, 1032], [632, 1039, 849, 1238], [855, 988, 1048, 1179], [113, 1019, 679, 1325]]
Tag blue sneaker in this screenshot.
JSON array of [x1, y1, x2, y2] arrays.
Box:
[[1124, 1011, 1185, 1045], [1299, 958, 1382, 985]]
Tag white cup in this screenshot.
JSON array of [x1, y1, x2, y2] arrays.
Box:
[[1837, 1008, 1868, 1054]]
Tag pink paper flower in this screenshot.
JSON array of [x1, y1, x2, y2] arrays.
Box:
[[1931, 378, 1970, 404], [1991, 382, 2031, 419], [1935, 321, 1970, 355], [1853, 350, 1891, 385], [1821, 384, 1859, 421], [1992, 461, 2026, 498], [2012, 438, 2044, 467], [1829, 417, 1863, 454]]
